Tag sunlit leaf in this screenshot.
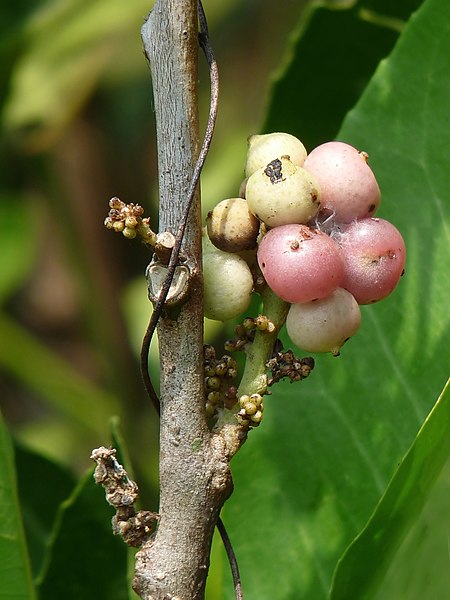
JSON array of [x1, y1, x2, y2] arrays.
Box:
[[331, 380, 450, 599], [0, 410, 36, 599], [373, 456, 450, 600], [221, 0, 450, 598], [263, 0, 422, 150]]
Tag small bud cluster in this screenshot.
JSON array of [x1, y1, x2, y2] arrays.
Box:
[[236, 393, 264, 428], [104, 197, 157, 245], [244, 315, 276, 334], [204, 345, 238, 417], [266, 350, 315, 386], [224, 315, 275, 353]]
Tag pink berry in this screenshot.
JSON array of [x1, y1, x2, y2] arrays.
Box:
[[338, 218, 406, 304], [304, 141, 381, 223], [257, 224, 344, 303]]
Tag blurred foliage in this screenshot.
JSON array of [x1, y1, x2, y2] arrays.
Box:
[[0, 0, 303, 468], [1, 0, 449, 599], [221, 1, 450, 599]]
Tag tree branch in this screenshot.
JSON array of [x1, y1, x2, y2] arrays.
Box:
[[134, 2, 234, 598]]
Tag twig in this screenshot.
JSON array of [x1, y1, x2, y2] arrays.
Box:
[[138, 2, 243, 599], [91, 447, 159, 547], [140, 0, 219, 414]]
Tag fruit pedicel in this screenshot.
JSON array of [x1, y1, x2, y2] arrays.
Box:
[[203, 133, 406, 356]]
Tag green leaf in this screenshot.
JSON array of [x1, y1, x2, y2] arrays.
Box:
[[330, 380, 450, 599], [36, 466, 129, 600], [221, 0, 450, 598], [263, 0, 422, 150], [0, 411, 36, 599], [14, 440, 75, 579], [373, 455, 450, 600], [0, 313, 121, 438], [0, 197, 37, 304]]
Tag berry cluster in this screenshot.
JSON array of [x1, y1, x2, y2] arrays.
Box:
[[204, 132, 406, 356]]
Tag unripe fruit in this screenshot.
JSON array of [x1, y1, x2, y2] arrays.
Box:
[[206, 198, 260, 252], [203, 234, 254, 321], [246, 157, 321, 227], [245, 132, 307, 177], [303, 141, 381, 223], [338, 218, 406, 304], [286, 288, 361, 355], [238, 178, 248, 199], [257, 224, 344, 303]]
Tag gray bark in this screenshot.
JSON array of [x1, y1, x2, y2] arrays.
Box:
[[134, 2, 234, 598]]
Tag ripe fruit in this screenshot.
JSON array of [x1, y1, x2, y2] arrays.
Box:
[[286, 288, 361, 355], [257, 224, 344, 303], [303, 141, 381, 223], [203, 234, 254, 321], [245, 132, 307, 177], [338, 218, 406, 304], [206, 198, 260, 252], [246, 156, 321, 227]]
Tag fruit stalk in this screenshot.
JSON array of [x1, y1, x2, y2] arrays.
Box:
[[237, 286, 289, 397]]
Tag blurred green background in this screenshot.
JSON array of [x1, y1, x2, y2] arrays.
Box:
[[0, 0, 309, 496]]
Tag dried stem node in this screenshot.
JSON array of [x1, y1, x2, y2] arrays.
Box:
[[90, 446, 159, 548]]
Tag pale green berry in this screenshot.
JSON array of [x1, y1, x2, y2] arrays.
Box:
[[245, 132, 307, 178], [207, 391, 220, 404], [125, 216, 138, 228], [206, 376, 221, 391], [203, 233, 253, 322], [246, 156, 321, 227], [205, 402, 216, 417]]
